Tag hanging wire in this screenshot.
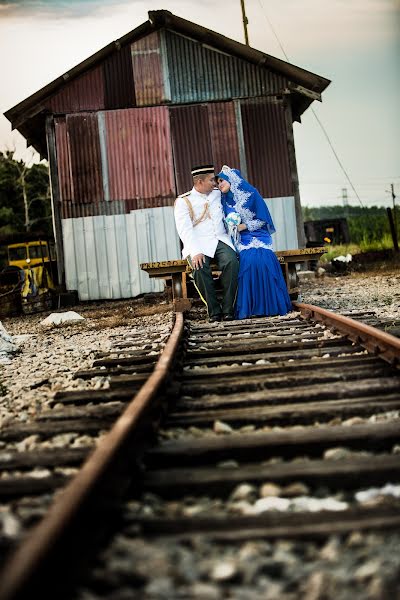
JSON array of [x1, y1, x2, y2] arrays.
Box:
[[256, 0, 364, 207]]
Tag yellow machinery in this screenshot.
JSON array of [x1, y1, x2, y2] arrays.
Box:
[[7, 240, 56, 270]]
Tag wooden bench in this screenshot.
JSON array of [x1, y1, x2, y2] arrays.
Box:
[[140, 247, 326, 311]]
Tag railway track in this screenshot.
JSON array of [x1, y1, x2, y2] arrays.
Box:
[[0, 303, 399, 599]]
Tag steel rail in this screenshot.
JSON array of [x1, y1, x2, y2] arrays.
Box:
[[294, 302, 400, 368], [0, 312, 184, 600]]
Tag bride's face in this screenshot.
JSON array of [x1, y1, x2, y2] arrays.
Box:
[[218, 178, 231, 194]]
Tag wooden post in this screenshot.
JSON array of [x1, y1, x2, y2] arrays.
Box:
[[387, 207, 399, 252], [45, 116, 66, 287], [284, 99, 306, 248]]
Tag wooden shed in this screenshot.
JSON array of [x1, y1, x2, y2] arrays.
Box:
[[5, 10, 330, 301]]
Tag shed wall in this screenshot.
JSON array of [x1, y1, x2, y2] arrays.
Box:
[[62, 207, 181, 300]]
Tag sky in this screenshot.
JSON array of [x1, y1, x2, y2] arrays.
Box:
[[0, 0, 399, 208]]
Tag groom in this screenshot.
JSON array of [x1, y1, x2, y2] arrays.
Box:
[[174, 165, 239, 322]]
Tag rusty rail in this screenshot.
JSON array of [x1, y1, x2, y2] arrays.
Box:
[[294, 302, 400, 368], [0, 312, 184, 600]]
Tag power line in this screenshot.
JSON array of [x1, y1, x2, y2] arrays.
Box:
[[256, 0, 364, 207]]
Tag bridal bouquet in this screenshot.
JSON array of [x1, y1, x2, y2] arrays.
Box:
[[225, 212, 241, 252]]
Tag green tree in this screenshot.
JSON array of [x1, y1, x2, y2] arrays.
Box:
[[0, 150, 52, 236]]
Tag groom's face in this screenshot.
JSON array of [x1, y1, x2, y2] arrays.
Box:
[[197, 173, 216, 195]]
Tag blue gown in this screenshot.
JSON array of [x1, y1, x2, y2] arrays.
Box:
[[218, 167, 292, 320]]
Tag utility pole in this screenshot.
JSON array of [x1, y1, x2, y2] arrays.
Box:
[[342, 187, 348, 216], [240, 0, 249, 45], [391, 183, 397, 229]]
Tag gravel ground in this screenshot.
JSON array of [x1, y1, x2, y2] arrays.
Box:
[[0, 298, 173, 430], [299, 265, 400, 324], [1, 269, 400, 599]]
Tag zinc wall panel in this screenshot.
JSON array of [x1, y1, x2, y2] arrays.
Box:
[[207, 102, 240, 172], [62, 207, 180, 300], [131, 32, 164, 106], [105, 106, 175, 203], [267, 196, 298, 251], [241, 98, 293, 198], [47, 66, 105, 112], [66, 114, 104, 204], [103, 44, 135, 109], [170, 104, 213, 195], [54, 117, 73, 202], [165, 31, 286, 103]]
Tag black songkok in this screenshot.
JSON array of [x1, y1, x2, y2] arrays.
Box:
[[191, 165, 215, 176]]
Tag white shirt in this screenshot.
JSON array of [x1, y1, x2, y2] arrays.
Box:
[[174, 187, 235, 259]]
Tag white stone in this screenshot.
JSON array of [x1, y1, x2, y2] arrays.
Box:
[[230, 483, 256, 501], [259, 482, 282, 497], [252, 497, 290, 513], [40, 311, 85, 327], [210, 561, 237, 582], [213, 420, 233, 434]]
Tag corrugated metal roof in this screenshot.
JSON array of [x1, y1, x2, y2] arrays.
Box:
[[165, 31, 286, 103], [104, 106, 175, 202], [5, 10, 330, 157], [131, 31, 165, 106], [62, 207, 181, 300], [47, 66, 105, 113], [241, 98, 293, 198]]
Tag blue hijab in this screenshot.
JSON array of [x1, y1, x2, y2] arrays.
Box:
[[216, 165, 276, 235]]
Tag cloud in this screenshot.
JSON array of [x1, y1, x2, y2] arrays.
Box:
[[0, 0, 135, 18]]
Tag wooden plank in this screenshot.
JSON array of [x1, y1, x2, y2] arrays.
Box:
[[175, 377, 400, 412], [182, 355, 383, 380], [146, 421, 400, 468], [130, 505, 400, 540], [73, 368, 149, 380], [187, 337, 352, 358], [189, 319, 308, 334], [185, 344, 364, 367], [0, 475, 69, 500], [182, 354, 386, 382], [1, 419, 112, 442], [51, 388, 133, 406], [36, 403, 125, 422], [166, 394, 400, 427], [143, 454, 400, 497], [93, 354, 158, 368], [180, 364, 393, 397], [0, 447, 90, 471]]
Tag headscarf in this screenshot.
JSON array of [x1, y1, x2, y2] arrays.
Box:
[[216, 165, 276, 235]]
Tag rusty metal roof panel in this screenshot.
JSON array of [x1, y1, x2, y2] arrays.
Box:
[[103, 44, 135, 109], [54, 117, 73, 203], [66, 113, 104, 204], [207, 102, 241, 172], [47, 66, 105, 113], [131, 31, 165, 106], [164, 31, 286, 104], [104, 106, 175, 203], [170, 104, 213, 195], [240, 98, 293, 198], [5, 11, 330, 157]]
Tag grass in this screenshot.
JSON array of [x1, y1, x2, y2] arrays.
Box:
[[320, 234, 395, 263]]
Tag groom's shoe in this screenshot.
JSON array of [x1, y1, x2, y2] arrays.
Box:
[[209, 315, 222, 323], [223, 314, 234, 321]]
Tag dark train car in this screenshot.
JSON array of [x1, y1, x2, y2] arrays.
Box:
[[304, 218, 350, 246]]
